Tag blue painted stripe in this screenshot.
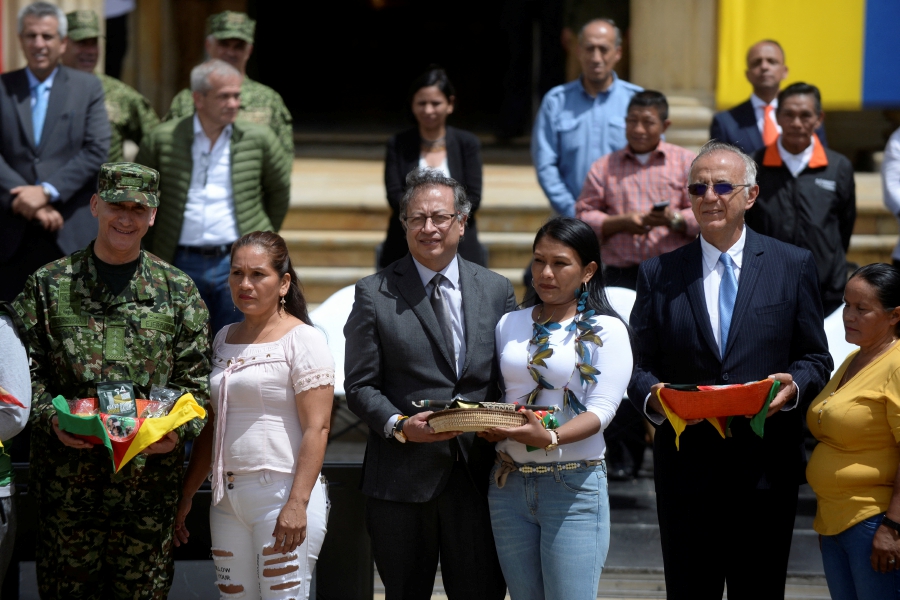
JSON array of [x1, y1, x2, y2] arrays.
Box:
[[863, 0, 900, 107]]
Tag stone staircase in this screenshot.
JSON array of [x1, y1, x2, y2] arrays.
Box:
[[284, 156, 894, 306], [370, 568, 830, 600]]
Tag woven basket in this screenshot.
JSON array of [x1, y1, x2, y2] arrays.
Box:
[[659, 380, 774, 420], [428, 408, 527, 433]]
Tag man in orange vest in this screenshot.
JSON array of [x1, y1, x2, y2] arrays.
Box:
[[746, 82, 855, 316]]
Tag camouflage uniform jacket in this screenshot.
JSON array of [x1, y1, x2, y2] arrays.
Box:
[[13, 243, 210, 502], [101, 74, 160, 164], [166, 77, 294, 155]]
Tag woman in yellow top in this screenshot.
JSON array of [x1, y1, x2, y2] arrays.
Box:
[[807, 263, 900, 599]]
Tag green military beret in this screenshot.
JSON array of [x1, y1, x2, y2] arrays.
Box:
[[206, 11, 255, 44], [98, 163, 160, 208], [66, 10, 100, 42]]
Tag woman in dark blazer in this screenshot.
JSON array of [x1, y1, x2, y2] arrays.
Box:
[[381, 67, 486, 268]]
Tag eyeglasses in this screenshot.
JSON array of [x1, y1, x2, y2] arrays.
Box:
[[687, 183, 751, 197], [402, 213, 459, 230]]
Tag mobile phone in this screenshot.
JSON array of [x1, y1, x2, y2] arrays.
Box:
[[652, 201, 670, 212]]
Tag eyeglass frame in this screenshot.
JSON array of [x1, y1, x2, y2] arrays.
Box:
[[686, 182, 753, 197], [400, 212, 463, 231]]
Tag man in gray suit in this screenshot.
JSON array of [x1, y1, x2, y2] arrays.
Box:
[[0, 2, 110, 301], [345, 169, 515, 600]]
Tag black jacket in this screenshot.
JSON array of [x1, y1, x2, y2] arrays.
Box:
[[381, 126, 485, 268], [748, 141, 856, 314]]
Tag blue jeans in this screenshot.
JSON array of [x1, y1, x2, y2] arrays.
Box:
[[173, 248, 242, 336], [821, 514, 900, 600], [488, 461, 609, 600]]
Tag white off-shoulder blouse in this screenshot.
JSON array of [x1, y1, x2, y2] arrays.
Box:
[[210, 323, 335, 476]]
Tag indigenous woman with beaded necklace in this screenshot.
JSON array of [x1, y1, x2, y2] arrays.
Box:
[[483, 217, 633, 599]]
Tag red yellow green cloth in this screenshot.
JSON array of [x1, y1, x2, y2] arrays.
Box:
[[53, 393, 206, 471], [655, 380, 780, 449]]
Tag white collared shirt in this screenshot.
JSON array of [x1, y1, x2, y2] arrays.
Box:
[[178, 115, 239, 246], [750, 93, 781, 138], [777, 136, 815, 178], [383, 255, 468, 437]]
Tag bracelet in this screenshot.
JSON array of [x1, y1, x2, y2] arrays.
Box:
[[882, 516, 900, 533]]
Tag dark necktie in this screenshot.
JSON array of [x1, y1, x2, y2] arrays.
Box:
[[430, 273, 455, 363]]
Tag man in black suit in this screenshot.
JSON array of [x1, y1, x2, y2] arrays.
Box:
[[628, 141, 832, 599], [345, 168, 515, 600], [0, 1, 110, 301], [710, 40, 826, 154]]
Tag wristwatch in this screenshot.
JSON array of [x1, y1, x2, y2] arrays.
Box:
[[392, 416, 409, 443], [544, 429, 559, 452], [882, 515, 900, 533], [41, 183, 53, 202]]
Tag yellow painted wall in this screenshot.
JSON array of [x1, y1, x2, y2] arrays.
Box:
[[716, 0, 865, 110]]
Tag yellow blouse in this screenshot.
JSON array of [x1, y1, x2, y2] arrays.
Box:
[[806, 343, 900, 535]]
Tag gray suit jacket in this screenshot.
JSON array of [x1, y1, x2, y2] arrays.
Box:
[[344, 254, 517, 502], [0, 66, 110, 260]]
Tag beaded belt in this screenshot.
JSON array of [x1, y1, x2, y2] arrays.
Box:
[[494, 450, 604, 488], [518, 460, 603, 474]]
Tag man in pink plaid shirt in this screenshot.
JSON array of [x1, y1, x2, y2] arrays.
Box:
[[576, 91, 698, 290]]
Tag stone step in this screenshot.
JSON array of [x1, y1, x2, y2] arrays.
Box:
[[283, 230, 536, 269], [371, 569, 829, 600], [295, 265, 527, 304]]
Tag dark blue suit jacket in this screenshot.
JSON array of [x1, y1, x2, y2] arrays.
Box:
[[709, 99, 828, 155], [627, 228, 832, 491]]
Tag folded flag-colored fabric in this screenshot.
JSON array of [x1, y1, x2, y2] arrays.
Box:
[[655, 380, 780, 450], [53, 393, 206, 471], [0, 385, 25, 410]]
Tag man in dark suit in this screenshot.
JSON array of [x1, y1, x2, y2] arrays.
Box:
[[710, 40, 826, 154], [0, 1, 110, 301], [345, 168, 515, 600], [628, 141, 832, 599]]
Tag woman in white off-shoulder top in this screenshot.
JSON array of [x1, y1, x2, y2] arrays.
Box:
[[174, 231, 335, 600]]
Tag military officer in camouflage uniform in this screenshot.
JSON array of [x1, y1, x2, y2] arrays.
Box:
[[165, 11, 294, 155], [62, 10, 159, 163], [12, 163, 210, 599]]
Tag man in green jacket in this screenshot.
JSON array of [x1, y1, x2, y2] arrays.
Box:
[[136, 59, 291, 335]]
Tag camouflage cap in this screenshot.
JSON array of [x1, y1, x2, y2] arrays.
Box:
[[98, 163, 160, 208], [206, 11, 255, 44], [66, 10, 100, 42]]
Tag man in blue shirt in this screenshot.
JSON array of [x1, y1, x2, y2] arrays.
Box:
[[531, 18, 642, 216]]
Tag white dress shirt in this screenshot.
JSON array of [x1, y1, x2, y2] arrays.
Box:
[[383, 255, 467, 437], [777, 136, 815, 178], [750, 94, 781, 138], [644, 226, 797, 422], [178, 115, 239, 247]]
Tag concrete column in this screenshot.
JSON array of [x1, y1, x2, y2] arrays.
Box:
[[629, 0, 719, 151]]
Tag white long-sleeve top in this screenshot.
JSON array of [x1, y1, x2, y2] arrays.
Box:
[[882, 127, 900, 261], [494, 308, 632, 463]]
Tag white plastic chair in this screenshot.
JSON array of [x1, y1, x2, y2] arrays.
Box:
[[309, 284, 357, 398]]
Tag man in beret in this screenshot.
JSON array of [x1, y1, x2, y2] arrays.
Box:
[[165, 10, 294, 155], [62, 9, 159, 163], [12, 162, 210, 599]]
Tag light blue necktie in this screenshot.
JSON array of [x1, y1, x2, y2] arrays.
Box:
[[718, 252, 738, 357], [32, 80, 49, 145]]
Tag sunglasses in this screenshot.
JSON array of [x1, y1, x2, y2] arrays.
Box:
[[686, 183, 751, 196]]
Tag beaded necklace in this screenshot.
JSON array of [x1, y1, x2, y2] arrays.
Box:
[[523, 289, 603, 414]]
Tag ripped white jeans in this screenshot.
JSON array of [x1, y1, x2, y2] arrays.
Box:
[[210, 470, 329, 600]]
